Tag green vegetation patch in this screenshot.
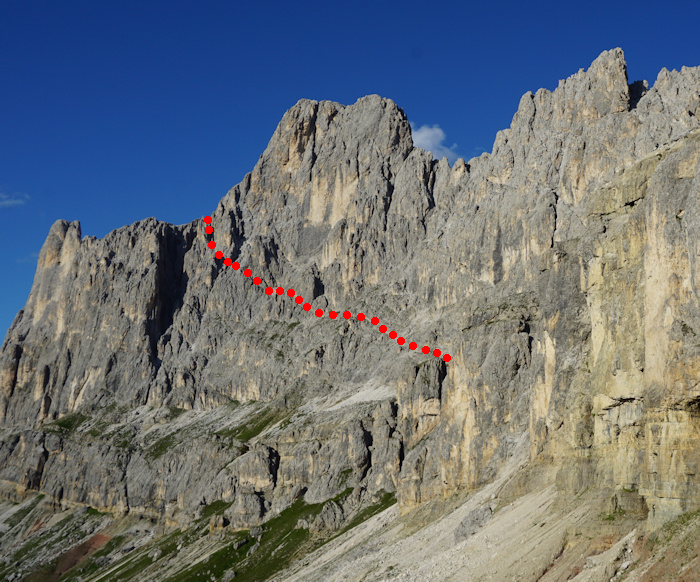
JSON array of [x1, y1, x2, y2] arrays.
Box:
[[88, 421, 108, 437], [279, 414, 297, 431], [600, 507, 627, 522], [331, 487, 354, 504], [216, 407, 288, 442], [202, 499, 234, 520], [156, 529, 189, 557], [11, 528, 55, 562], [15, 508, 80, 568], [338, 468, 353, 486], [108, 552, 155, 581], [223, 492, 395, 581], [32, 490, 398, 582], [115, 436, 135, 450], [337, 491, 396, 535], [22, 559, 59, 582], [147, 433, 177, 459], [225, 497, 326, 582], [169, 406, 187, 419], [110, 427, 137, 451], [45, 412, 87, 434], [164, 531, 251, 582], [663, 507, 700, 534], [6, 493, 44, 528], [20, 531, 126, 582], [60, 535, 127, 582], [165, 497, 326, 582]]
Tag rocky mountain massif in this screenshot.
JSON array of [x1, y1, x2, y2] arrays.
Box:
[[2, 48, 700, 581]]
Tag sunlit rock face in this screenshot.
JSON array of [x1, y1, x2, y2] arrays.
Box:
[[1, 48, 700, 535]]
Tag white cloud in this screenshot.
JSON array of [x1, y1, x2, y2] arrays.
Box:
[[410, 123, 461, 163], [16, 252, 39, 264], [0, 191, 29, 208]]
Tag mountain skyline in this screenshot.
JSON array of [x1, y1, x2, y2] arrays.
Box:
[[2, 0, 700, 336], [2, 35, 700, 578]]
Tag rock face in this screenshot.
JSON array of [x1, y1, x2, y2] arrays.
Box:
[[1, 48, 700, 547]]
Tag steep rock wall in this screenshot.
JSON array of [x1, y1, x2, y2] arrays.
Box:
[[1, 49, 700, 531]]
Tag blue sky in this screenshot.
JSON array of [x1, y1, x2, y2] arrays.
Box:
[[2, 0, 699, 337]]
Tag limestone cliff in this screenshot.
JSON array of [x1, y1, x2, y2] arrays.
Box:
[[1, 48, 700, 581]]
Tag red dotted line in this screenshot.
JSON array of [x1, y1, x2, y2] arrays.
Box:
[[203, 216, 451, 363]]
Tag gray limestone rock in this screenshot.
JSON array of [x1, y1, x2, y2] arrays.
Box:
[[225, 491, 265, 529], [310, 499, 344, 532], [1, 49, 700, 549]]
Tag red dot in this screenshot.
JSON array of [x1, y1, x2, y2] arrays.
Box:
[[433, 348, 441, 357], [329, 311, 337, 319], [315, 309, 323, 317], [371, 317, 379, 325], [232, 262, 240, 270], [303, 303, 311, 311], [253, 277, 261, 285], [343, 311, 351, 319], [215, 251, 223, 259], [244, 269, 252, 277], [203, 216, 212, 224], [443, 354, 452, 363], [265, 287, 273, 295], [357, 313, 365, 321], [397, 337, 405, 345], [205, 225, 213, 235], [224, 258, 232, 266], [287, 289, 295, 297], [379, 325, 387, 333], [422, 346, 430, 354], [389, 331, 397, 339], [276, 287, 284, 295], [208, 241, 216, 249], [409, 342, 417, 350], [295, 296, 303, 304]]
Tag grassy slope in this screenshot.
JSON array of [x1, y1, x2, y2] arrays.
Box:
[[1, 490, 397, 582]]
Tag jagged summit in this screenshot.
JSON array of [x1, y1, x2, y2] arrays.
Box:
[[2, 49, 700, 580]]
